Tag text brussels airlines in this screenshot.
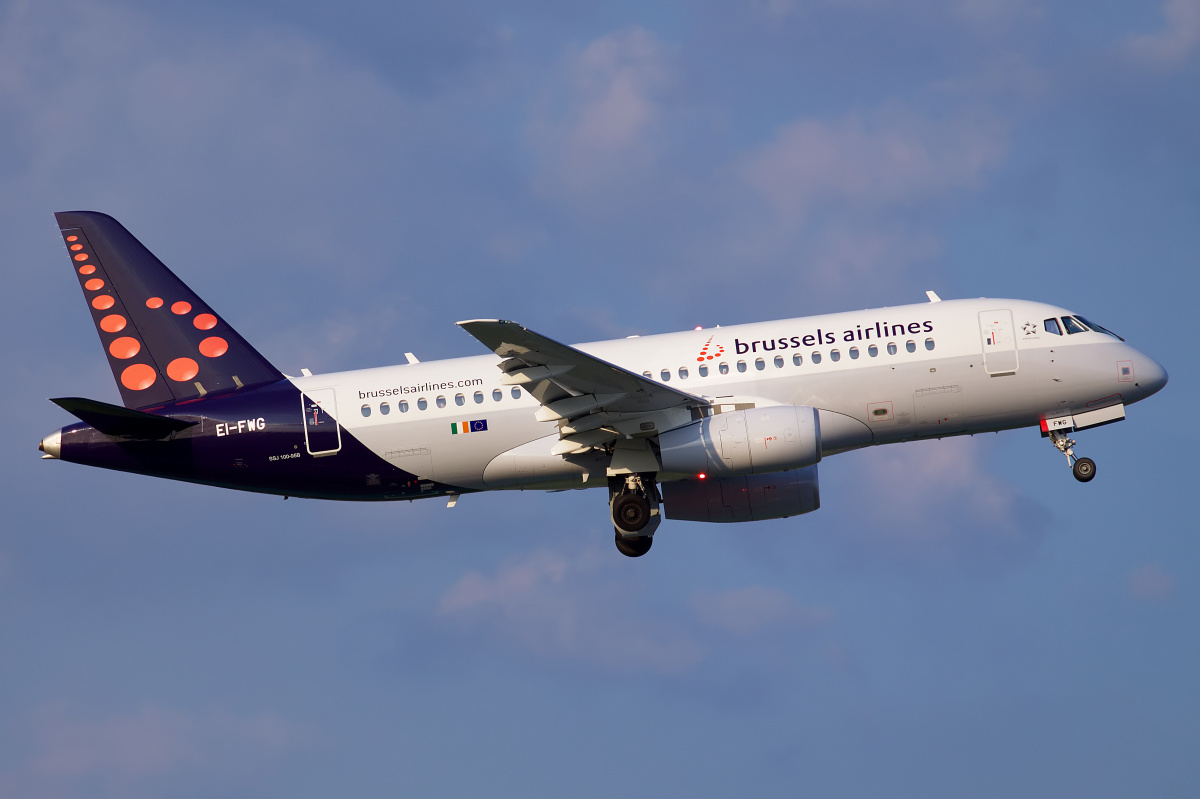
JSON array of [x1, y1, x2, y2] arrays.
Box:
[[735, 320, 934, 354]]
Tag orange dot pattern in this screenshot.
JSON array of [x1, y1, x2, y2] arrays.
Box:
[[100, 314, 126, 333], [166, 357, 199, 382], [121, 363, 157, 391], [696, 335, 725, 363], [109, 336, 141, 359], [63, 227, 233, 397], [199, 336, 228, 358]]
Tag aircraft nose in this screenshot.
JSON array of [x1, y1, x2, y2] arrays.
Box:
[[1140, 357, 1168, 398]]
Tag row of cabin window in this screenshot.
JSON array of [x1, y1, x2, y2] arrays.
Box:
[[648, 338, 936, 382], [362, 387, 522, 417]]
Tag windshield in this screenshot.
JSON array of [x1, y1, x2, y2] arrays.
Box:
[[1074, 315, 1124, 341], [1062, 316, 1088, 334]]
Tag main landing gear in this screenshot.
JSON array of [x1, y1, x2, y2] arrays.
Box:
[[1048, 429, 1097, 483], [609, 473, 662, 557]]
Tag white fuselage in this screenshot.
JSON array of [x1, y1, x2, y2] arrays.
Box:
[[290, 298, 1165, 492]]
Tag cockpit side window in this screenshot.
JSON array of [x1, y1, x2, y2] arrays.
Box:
[[1043, 318, 1062, 336], [1062, 316, 1088, 334], [1075, 315, 1124, 341]]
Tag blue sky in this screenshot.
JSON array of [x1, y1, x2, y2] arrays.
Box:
[[1, 1, 1197, 796]]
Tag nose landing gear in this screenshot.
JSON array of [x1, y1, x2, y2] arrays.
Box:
[[1049, 429, 1097, 483], [609, 473, 661, 557]]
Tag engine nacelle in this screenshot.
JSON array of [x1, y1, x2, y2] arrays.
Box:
[[658, 405, 821, 477], [661, 466, 820, 523]]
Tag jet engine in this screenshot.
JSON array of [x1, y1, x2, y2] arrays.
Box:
[[661, 466, 820, 523], [658, 405, 821, 476]]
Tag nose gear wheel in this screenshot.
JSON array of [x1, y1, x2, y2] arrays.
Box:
[[1049, 429, 1097, 483]]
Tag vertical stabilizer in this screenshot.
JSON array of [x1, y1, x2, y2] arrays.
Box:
[[55, 211, 284, 409]]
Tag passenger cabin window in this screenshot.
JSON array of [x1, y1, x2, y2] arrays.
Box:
[[906, 340, 916, 353], [792, 353, 803, 366], [830, 349, 841, 362], [473, 391, 484, 404], [436, 396, 447, 409], [380, 402, 390, 415], [1043, 318, 1062, 336], [720, 362, 730, 375], [418, 398, 428, 410], [925, 338, 935, 351], [492, 389, 503, 402], [699, 364, 709, 377], [361, 404, 371, 417], [1075, 315, 1124, 340], [1063, 316, 1088, 335], [887, 342, 898, 355], [643, 371, 652, 379], [754, 357, 765, 370], [679, 366, 689, 379], [849, 347, 859, 360], [454, 393, 465, 406], [774, 355, 784, 368], [868, 344, 879, 357], [511, 387, 521, 399], [812, 352, 822, 364], [399, 400, 409, 412], [660, 369, 671, 382], [737, 360, 747, 373]]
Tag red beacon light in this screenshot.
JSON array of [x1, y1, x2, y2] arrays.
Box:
[[697, 473, 706, 480]]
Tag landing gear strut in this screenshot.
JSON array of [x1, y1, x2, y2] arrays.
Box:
[[1049, 429, 1097, 483], [609, 473, 661, 557]]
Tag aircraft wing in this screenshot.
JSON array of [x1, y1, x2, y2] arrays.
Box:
[[457, 320, 709, 427]]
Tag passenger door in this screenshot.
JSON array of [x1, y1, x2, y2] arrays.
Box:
[[979, 310, 1019, 375]]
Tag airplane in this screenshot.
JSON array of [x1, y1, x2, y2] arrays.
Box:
[[39, 211, 1168, 557]]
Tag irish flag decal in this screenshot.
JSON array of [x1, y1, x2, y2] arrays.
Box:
[[451, 419, 488, 434]]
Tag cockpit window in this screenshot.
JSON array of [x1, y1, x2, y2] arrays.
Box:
[[1043, 318, 1062, 336], [1062, 316, 1088, 335], [1075, 315, 1124, 341]]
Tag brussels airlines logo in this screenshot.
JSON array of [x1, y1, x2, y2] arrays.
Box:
[[696, 336, 725, 363], [729, 319, 935, 355]]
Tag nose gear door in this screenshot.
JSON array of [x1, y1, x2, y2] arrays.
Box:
[[302, 388, 341, 457], [979, 309, 1019, 375]]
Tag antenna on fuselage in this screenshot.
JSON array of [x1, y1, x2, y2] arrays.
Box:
[[926, 291, 942, 303]]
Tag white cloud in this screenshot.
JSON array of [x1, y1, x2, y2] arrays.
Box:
[[738, 107, 1008, 224], [1125, 0, 1200, 67], [1130, 563, 1176, 600], [5, 703, 307, 792], [832, 437, 1046, 568], [527, 27, 674, 199], [439, 549, 705, 672], [438, 549, 833, 670], [690, 586, 832, 636]]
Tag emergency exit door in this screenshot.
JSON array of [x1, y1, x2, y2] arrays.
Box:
[[302, 388, 341, 456], [979, 309, 1019, 375]]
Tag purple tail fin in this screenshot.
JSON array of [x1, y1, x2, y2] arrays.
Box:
[[55, 211, 284, 409]]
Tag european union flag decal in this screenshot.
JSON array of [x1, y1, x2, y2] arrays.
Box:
[[451, 419, 488, 434]]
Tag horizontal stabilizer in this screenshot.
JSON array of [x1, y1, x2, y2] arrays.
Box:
[[51, 397, 197, 439]]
